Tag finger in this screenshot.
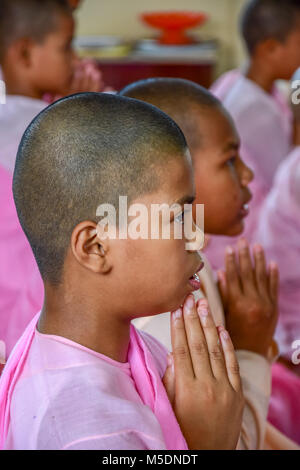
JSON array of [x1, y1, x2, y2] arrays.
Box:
[[219, 329, 242, 392], [225, 246, 242, 299], [197, 299, 227, 380], [268, 261, 279, 305], [162, 353, 175, 405], [70, 69, 83, 93], [182, 296, 213, 377], [253, 244, 269, 296], [91, 73, 103, 92], [81, 72, 92, 92], [237, 238, 256, 294], [85, 66, 102, 92], [217, 269, 228, 307], [170, 306, 194, 380]]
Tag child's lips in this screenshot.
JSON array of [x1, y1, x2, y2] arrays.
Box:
[[239, 190, 252, 219], [239, 203, 250, 219], [188, 274, 202, 291], [188, 261, 204, 291]]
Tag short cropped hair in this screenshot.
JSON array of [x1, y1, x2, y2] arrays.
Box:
[[120, 78, 221, 152], [241, 0, 300, 55], [0, 0, 72, 60], [13, 93, 187, 285]]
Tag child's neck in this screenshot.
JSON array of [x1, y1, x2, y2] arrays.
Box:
[[2, 66, 44, 100], [245, 60, 276, 94], [38, 281, 131, 364]]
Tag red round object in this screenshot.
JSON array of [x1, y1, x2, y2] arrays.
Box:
[[140, 11, 208, 45]]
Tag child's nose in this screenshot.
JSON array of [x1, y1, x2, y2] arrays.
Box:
[[186, 223, 205, 252], [240, 159, 254, 186]]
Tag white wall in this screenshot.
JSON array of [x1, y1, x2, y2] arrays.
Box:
[[75, 0, 248, 74]]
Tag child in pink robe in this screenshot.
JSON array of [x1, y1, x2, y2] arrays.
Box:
[[0, 92, 245, 450], [120, 77, 299, 450], [256, 147, 300, 363], [0, 1, 86, 363], [254, 143, 300, 444], [0, 1, 113, 366], [205, 0, 300, 270]]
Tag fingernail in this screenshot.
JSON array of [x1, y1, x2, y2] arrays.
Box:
[[269, 261, 278, 270], [238, 238, 248, 250], [197, 297, 208, 308], [226, 246, 234, 255], [253, 243, 263, 254], [221, 330, 229, 341], [198, 303, 209, 317], [172, 308, 182, 320], [185, 295, 194, 310]]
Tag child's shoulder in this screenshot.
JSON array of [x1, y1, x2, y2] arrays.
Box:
[[9, 333, 166, 449]]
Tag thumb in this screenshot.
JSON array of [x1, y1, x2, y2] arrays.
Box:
[[162, 353, 175, 405]]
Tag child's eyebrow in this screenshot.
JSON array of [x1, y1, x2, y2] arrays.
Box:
[[223, 141, 240, 153], [175, 195, 196, 206]]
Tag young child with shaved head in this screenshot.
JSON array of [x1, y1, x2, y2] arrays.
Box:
[[0, 92, 245, 450], [0, 0, 76, 365], [0, 0, 76, 172], [0, 0, 103, 364], [208, 0, 300, 270], [120, 77, 299, 450]]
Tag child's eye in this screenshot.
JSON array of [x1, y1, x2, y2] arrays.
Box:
[[174, 208, 192, 224], [227, 155, 236, 166], [174, 211, 185, 224]]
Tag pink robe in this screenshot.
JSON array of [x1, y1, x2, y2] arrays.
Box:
[[0, 166, 44, 363], [0, 96, 45, 173], [268, 364, 300, 445], [0, 312, 187, 450], [0, 95, 46, 362], [206, 70, 293, 271], [255, 147, 300, 359]]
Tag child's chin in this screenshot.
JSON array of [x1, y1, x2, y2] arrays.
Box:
[[224, 221, 245, 237]]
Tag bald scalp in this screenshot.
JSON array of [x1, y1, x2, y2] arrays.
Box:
[[13, 92, 187, 285], [119, 78, 222, 152]]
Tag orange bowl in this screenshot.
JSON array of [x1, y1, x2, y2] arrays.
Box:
[[140, 11, 208, 45]]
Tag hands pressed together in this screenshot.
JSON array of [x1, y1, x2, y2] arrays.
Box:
[[163, 239, 279, 450], [218, 238, 279, 358], [163, 296, 244, 450]]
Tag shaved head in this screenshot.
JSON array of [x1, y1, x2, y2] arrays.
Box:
[[0, 0, 72, 61], [120, 78, 222, 152], [13, 92, 187, 285], [241, 0, 300, 55]]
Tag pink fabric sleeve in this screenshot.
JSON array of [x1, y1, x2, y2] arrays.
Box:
[[291, 154, 300, 204], [62, 431, 166, 450]]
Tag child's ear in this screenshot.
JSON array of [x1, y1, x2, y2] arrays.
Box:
[[71, 221, 112, 274], [259, 38, 282, 59], [12, 37, 35, 68]]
